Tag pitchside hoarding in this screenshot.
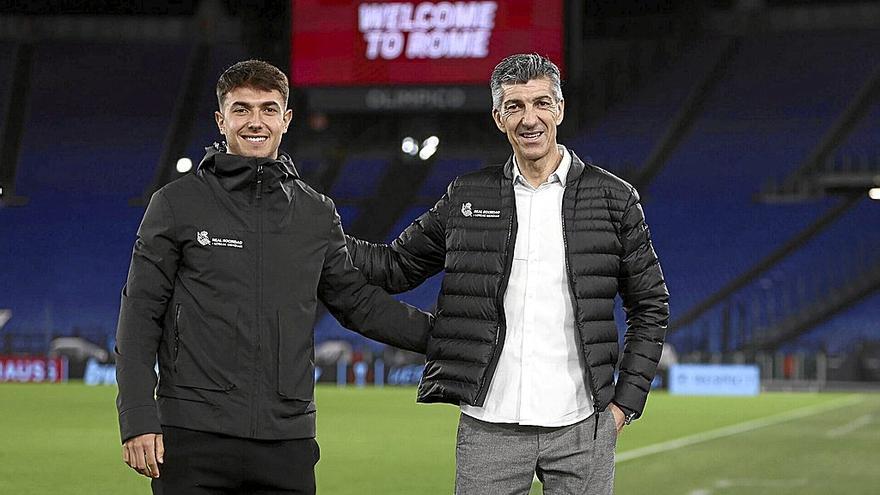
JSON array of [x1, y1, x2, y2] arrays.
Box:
[[291, 0, 564, 110], [0, 356, 68, 383], [669, 364, 761, 396]]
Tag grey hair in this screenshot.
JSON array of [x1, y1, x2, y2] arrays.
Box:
[[490, 53, 563, 110]]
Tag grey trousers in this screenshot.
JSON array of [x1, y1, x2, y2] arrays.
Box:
[[455, 411, 617, 495]]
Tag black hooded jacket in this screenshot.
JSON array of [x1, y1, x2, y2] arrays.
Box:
[[115, 144, 431, 443], [347, 149, 669, 419]]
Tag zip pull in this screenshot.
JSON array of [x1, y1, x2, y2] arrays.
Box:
[[256, 164, 264, 201]]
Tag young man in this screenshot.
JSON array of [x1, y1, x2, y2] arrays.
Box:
[[347, 53, 670, 494], [115, 59, 431, 494]]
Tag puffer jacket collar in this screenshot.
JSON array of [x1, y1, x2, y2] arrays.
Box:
[[502, 146, 586, 185], [196, 141, 300, 193]]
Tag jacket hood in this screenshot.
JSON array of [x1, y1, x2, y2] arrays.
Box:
[[196, 141, 300, 192]]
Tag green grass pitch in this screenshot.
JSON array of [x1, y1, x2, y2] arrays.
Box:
[[1, 383, 878, 494]]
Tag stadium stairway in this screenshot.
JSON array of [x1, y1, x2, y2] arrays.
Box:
[[568, 38, 730, 175], [642, 31, 880, 353]]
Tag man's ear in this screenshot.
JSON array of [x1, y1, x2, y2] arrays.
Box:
[[492, 108, 505, 133], [283, 108, 293, 133], [215, 111, 225, 135], [555, 99, 565, 126]]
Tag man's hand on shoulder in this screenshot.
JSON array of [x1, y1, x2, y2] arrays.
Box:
[[122, 433, 164, 478]]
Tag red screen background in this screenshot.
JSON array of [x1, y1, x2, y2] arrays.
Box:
[[291, 0, 564, 86]]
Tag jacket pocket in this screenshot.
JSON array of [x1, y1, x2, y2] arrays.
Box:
[[173, 304, 238, 392], [277, 307, 315, 400]]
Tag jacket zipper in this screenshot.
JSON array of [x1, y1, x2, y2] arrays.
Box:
[[475, 191, 516, 406], [251, 163, 264, 437], [560, 193, 600, 409], [172, 303, 181, 372]]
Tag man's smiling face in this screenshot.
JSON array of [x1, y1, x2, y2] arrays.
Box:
[[215, 86, 292, 159], [492, 77, 564, 164]]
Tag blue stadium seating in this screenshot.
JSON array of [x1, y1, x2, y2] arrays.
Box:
[[1, 42, 190, 345], [833, 99, 880, 159], [2, 32, 879, 358], [650, 32, 880, 353], [570, 38, 728, 171], [181, 43, 250, 170], [330, 158, 390, 200], [294, 159, 321, 184], [782, 292, 880, 354], [416, 158, 484, 204]]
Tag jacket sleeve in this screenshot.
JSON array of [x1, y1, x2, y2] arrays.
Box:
[[318, 202, 433, 353], [613, 187, 670, 419], [345, 190, 449, 294], [115, 190, 179, 443]]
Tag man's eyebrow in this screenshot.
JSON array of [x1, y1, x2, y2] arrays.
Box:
[[229, 101, 282, 108], [503, 94, 554, 103]]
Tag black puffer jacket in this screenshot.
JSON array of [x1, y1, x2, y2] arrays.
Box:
[[116, 144, 430, 443], [347, 149, 669, 418]]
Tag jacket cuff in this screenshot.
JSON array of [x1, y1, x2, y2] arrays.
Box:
[[119, 404, 162, 444], [612, 381, 649, 420]]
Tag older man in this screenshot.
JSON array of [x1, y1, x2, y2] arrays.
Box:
[[347, 53, 669, 494]]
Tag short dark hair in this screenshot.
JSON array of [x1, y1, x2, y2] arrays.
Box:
[[216, 59, 289, 108], [490, 53, 562, 110]]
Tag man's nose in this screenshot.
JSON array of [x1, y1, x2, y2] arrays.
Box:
[[247, 114, 265, 128], [521, 105, 538, 126]]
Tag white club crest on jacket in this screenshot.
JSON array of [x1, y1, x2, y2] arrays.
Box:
[[197, 231, 210, 246]]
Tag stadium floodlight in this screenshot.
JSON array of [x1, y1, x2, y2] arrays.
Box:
[[419, 136, 439, 160], [419, 145, 437, 161], [401, 137, 419, 156], [423, 135, 439, 149], [0, 185, 3, 197], [176, 157, 193, 173], [870, 188, 880, 200]]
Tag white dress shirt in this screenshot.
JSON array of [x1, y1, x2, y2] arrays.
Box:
[[461, 146, 594, 427]]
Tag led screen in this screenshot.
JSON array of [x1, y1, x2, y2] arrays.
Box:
[[291, 0, 564, 86]]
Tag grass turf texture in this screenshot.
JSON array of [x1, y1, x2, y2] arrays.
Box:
[[0, 384, 878, 494]]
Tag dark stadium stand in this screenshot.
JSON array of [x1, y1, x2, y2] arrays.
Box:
[[1, 42, 190, 348], [330, 158, 391, 201], [570, 38, 730, 172], [0, 41, 253, 350], [1, 26, 877, 368], [834, 101, 880, 154], [644, 32, 880, 354], [672, 197, 880, 354], [0, 44, 14, 118], [178, 43, 250, 171], [294, 158, 321, 184], [6, 5, 880, 494], [414, 157, 483, 205]]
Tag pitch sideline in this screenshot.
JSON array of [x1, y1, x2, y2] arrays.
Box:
[[615, 394, 865, 463]]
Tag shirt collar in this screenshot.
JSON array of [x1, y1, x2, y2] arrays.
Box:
[[513, 145, 571, 187]]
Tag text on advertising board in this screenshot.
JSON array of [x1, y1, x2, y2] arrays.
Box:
[[0, 356, 68, 383]]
